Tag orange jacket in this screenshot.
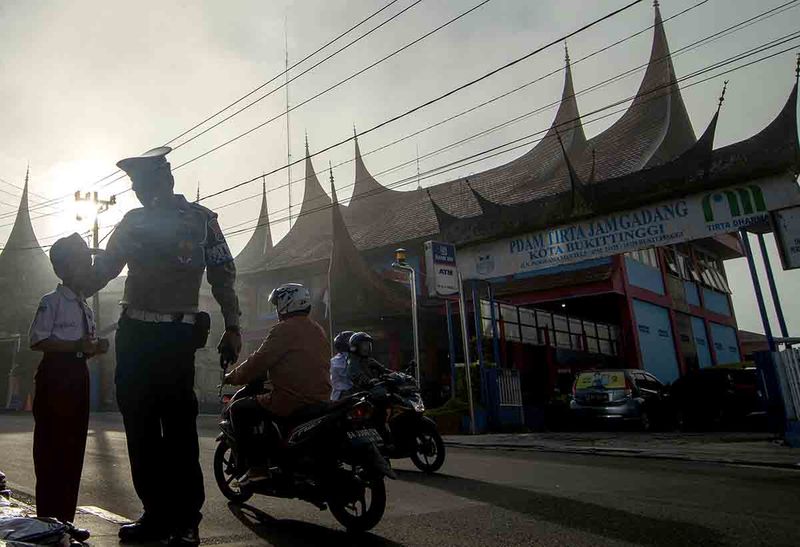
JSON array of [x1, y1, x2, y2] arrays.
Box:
[[226, 315, 331, 416]]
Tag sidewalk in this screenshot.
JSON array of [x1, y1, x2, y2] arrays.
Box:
[[0, 491, 125, 546], [443, 432, 800, 469]]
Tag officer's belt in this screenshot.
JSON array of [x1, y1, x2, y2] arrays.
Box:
[[124, 308, 197, 324]]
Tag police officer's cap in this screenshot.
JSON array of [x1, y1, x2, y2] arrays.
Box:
[[116, 146, 173, 178]]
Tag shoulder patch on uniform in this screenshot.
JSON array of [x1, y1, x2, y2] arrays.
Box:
[[206, 241, 234, 266]]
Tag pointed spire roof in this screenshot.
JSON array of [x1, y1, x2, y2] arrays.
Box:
[[435, 47, 588, 208], [259, 137, 334, 270], [345, 130, 408, 230], [235, 178, 274, 273], [583, 2, 696, 180], [328, 166, 408, 330], [0, 167, 58, 336]]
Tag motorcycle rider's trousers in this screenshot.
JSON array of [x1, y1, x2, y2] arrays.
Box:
[[115, 315, 204, 529], [229, 396, 276, 469]]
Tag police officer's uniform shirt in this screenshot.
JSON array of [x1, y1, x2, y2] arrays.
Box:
[[88, 194, 241, 327], [29, 285, 96, 346]]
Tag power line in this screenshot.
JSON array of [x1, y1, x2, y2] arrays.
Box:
[[6, 0, 756, 244], [210, 0, 722, 214], [1, 0, 409, 219], [167, 0, 498, 176], [215, 37, 800, 240], [0, 0, 782, 246], [209, 0, 799, 220], [165, 0, 425, 154], [4, 31, 797, 252], [193, 0, 647, 204]]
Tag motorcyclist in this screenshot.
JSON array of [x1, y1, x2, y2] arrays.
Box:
[[223, 283, 331, 484], [330, 331, 354, 401], [346, 332, 391, 393]]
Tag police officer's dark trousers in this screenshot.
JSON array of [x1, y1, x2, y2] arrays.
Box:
[[115, 315, 204, 529], [33, 352, 89, 523]]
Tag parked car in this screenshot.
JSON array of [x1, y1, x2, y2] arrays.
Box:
[[570, 369, 671, 431], [670, 366, 766, 431]]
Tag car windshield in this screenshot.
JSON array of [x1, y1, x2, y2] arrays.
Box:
[[575, 371, 626, 391]]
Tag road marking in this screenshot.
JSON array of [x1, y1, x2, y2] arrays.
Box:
[[77, 505, 131, 524]]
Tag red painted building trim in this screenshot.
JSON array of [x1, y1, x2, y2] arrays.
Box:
[[618, 255, 645, 369]]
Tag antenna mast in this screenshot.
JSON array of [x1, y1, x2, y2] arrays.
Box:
[[285, 16, 292, 224]]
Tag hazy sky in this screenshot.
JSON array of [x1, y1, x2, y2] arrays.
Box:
[[1, 0, 799, 335]]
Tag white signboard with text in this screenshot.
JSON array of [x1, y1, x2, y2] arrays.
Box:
[[459, 175, 800, 280], [772, 205, 800, 270], [424, 241, 459, 297]]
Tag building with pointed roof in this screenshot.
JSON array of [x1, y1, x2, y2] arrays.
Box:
[[0, 168, 58, 408], [235, 179, 273, 273], [233, 4, 800, 420]]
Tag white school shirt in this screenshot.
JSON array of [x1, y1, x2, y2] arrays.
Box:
[[29, 284, 96, 346], [330, 352, 352, 401]]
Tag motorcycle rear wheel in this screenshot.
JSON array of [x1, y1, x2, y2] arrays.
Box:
[[213, 440, 253, 504], [328, 469, 386, 533], [410, 422, 446, 473]]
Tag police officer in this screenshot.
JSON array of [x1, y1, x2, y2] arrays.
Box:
[[86, 147, 241, 546]]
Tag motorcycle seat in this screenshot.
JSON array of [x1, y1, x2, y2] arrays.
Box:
[[279, 398, 351, 427]]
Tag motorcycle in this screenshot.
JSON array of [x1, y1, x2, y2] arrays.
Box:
[[364, 369, 446, 473], [213, 379, 394, 533]]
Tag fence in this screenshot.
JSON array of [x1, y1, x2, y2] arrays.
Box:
[[479, 300, 620, 356], [776, 348, 800, 421], [496, 368, 524, 424]]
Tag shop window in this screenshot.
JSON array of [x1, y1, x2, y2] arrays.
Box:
[[695, 249, 730, 293], [626, 247, 659, 269]]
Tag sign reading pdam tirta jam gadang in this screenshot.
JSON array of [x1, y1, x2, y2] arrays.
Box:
[[459, 175, 800, 280]]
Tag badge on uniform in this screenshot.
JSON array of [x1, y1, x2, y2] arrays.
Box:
[[205, 217, 233, 266]]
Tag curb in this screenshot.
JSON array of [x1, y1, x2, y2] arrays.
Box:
[[443, 441, 800, 470]]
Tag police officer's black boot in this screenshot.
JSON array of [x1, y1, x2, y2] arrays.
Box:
[[168, 526, 200, 546], [118, 516, 170, 543]]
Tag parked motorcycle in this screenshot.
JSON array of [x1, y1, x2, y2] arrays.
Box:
[[364, 370, 446, 473], [213, 380, 394, 532]]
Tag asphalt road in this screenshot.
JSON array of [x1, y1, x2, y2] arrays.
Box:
[[1, 413, 799, 546]]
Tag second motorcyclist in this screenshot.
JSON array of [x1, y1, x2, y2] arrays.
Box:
[[223, 283, 331, 484], [346, 332, 391, 393]]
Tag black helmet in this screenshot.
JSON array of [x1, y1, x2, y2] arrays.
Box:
[[333, 330, 354, 353], [349, 332, 373, 358]]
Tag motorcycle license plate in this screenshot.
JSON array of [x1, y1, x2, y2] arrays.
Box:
[[347, 427, 383, 446]]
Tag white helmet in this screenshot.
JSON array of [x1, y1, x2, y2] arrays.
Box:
[[269, 283, 311, 316]]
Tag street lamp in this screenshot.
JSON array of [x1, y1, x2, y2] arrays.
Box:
[[392, 248, 421, 386]]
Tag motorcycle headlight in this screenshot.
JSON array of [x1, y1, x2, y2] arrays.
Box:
[[409, 395, 425, 413]]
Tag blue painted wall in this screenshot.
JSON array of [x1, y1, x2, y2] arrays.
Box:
[[625, 257, 665, 295], [690, 316, 713, 368], [632, 299, 680, 383], [710, 322, 741, 364], [702, 288, 732, 317], [684, 281, 701, 307]]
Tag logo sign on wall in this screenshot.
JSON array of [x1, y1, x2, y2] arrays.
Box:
[[459, 175, 800, 280], [424, 241, 459, 298], [772, 205, 800, 270]]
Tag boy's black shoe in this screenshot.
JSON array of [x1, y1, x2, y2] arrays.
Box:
[[118, 518, 170, 543], [168, 527, 200, 546], [69, 526, 91, 542]]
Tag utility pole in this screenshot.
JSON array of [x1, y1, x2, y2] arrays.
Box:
[[285, 16, 292, 224], [75, 191, 116, 408]]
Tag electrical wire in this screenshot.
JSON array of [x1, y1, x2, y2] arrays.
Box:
[[2, 0, 410, 217]]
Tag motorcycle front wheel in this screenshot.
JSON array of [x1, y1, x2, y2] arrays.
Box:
[[410, 422, 446, 473], [213, 440, 253, 504], [328, 466, 386, 533]]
